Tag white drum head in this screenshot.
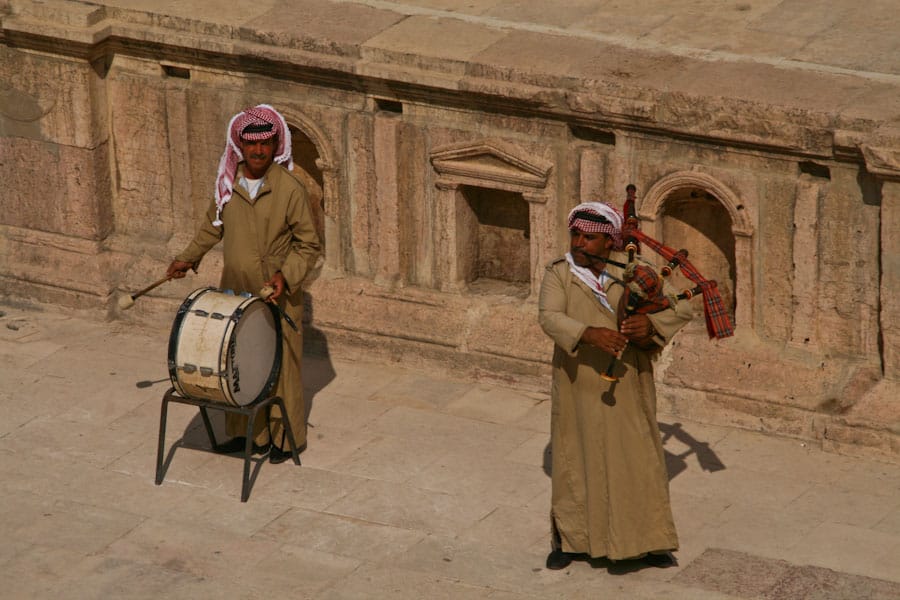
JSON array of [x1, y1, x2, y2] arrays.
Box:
[[226, 299, 279, 405]]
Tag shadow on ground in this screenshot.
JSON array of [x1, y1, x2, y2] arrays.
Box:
[[541, 420, 726, 481]]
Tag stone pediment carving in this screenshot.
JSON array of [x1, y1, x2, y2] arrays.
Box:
[[861, 145, 900, 181], [430, 139, 553, 191]]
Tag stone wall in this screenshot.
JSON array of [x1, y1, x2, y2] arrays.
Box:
[[2, 0, 899, 460]]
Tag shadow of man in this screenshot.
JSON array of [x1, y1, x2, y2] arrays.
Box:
[[658, 420, 726, 480], [541, 420, 726, 482], [301, 290, 336, 430]]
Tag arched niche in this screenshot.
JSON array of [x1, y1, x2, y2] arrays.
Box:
[[288, 125, 324, 241], [430, 139, 554, 297], [639, 171, 753, 330], [280, 110, 339, 275]]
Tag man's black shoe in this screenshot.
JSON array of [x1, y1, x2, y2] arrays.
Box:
[[545, 549, 575, 570], [269, 445, 290, 464], [268, 443, 306, 464], [643, 552, 678, 568], [215, 437, 269, 455]]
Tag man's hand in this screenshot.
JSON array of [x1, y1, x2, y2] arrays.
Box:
[[581, 326, 628, 356], [264, 271, 288, 301], [621, 314, 658, 350], [166, 260, 194, 279]]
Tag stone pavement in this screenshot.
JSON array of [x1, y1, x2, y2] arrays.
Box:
[[2, 304, 900, 599]]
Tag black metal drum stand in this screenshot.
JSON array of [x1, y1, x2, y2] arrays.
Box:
[[155, 387, 301, 502]]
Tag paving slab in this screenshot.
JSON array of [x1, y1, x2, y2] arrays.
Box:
[[255, 507, 426, 561], [696, 501, 825, 558], [444, 383, 544, 425], [788, 483, 900, 529], [307, 392, 395, 433], [298, 423, 380, 470], [410, 450, 547, 508], [325, 431, 446, 483], [318, 562, 503, 600], [3, 305, 900, 598], [675, 548, 900, 600], [458, 504, 548, 550], [788, 522, 900, 581], [252, 464, 369, 511], [367, 373, 472, 411]]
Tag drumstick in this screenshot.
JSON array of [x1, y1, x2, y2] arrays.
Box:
[[259, 285, 276, 300], [258, 285, 299, 332], [118, 275, 173, 310]]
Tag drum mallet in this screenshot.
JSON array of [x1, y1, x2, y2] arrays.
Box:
[[259, 285, 299, 332], [118, 275, 174, 310]]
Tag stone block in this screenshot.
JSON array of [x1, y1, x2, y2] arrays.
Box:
[[0, 46, 105, 148], [821, 422, 900, 462], [310, 276, 466, 348], [2, 139, 112, 239], [108, 69, 178, 241], [464, 297, 551, 364], [815, 167, 881, 354], [362, 16, 507, 77]]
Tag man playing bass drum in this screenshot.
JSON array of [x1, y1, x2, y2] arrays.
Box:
[[167, 104, 321, 464]]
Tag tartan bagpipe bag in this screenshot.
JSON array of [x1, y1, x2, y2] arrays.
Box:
[[620, 187, 734, 340]]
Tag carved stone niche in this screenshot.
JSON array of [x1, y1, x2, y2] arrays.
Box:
[[640, 170, 754, 331], [430, 139, 553, 297]]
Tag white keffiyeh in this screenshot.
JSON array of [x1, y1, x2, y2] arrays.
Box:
[[565, 252, 614, 313]]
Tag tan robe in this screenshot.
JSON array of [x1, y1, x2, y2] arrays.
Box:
[[537, 253, 692, 560], [175, 162, 321, 448]]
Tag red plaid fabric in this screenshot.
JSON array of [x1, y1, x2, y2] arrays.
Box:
[[627, 265, 670, 314], [624, 225, 734, 339]]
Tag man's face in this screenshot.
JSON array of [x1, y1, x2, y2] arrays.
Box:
[[240, 136, 276, 178], [570, 227, 613, 274]]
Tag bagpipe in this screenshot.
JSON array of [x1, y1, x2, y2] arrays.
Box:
[[601, 184, 734, 382]]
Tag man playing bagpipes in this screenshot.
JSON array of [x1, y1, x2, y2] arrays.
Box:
[[538, 194, 732, 571]]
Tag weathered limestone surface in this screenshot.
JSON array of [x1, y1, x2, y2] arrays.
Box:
[[2, 309, 900, 597], [2, 0, 900, 460]]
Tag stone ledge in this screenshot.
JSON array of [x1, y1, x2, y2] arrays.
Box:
[[5, 0, 900, 157], [306, 322, 551, 393], [658, 383, 900, 464]]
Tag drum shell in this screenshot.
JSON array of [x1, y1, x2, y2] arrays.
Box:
[[167, 287, 282, 406]]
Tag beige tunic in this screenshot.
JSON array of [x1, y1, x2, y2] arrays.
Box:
[[175, 162, 321, 447], [538, 253, 692, 560]]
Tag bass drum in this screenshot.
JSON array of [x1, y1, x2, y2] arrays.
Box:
[[168, 287, 282, 406]]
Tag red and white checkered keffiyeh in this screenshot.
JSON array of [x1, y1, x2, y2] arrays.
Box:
[[567, 202, 625, 250], [212, 104, 293, 226]]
